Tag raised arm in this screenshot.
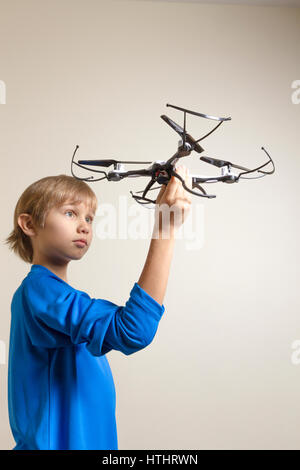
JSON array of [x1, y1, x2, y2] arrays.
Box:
[[137, 165, 192, 305]]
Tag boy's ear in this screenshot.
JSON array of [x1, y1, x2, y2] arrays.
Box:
[[18, 213, 38, 238]]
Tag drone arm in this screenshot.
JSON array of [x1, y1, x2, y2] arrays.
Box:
[[171, 171, 216, 198], [109, 168, 152, 180], [192, 175, 232, 184]]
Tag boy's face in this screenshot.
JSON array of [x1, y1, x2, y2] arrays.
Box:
[[30, 200, 95, 263]]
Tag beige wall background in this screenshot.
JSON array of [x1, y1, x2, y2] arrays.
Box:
[[0, 0, 299, 450]]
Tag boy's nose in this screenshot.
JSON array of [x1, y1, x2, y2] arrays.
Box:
[[77, 222, 90, 233]]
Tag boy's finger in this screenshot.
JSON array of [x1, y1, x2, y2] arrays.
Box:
[[183, 168, 192, 190], [163, 167, 182, 200], [174, 166, 188, 197], [175, 166, 193, 202], [155, 184, 166, 204], [182, 167, 192, 191]]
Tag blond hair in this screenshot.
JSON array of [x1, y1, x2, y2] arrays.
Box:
[[4, 174, 98, 264]]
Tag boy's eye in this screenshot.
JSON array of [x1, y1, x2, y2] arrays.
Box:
[[65, 210, 93, 224], [65, 210, 74, 218]]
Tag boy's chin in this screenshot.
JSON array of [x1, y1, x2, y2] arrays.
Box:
[[69, 251, 87, 260]]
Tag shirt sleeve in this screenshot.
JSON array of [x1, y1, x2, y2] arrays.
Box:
[[22, 274, 165, 356]]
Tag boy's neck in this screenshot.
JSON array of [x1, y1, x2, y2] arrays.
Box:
[[32, 256, 69, 284]]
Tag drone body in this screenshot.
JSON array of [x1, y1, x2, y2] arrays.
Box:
[[71, 103, 275, 206]]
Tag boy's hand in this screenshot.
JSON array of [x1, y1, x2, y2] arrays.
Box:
[[154, 165, 192, 235]]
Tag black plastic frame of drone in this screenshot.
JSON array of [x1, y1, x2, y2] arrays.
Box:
[[70, 103, 275, 206]]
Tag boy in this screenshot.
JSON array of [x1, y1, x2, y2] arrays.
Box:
[[5, 166, 191, 450]]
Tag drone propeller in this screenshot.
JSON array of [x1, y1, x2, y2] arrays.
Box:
[[161, 104, 232, 152], [200, 156, 252, 172], [166, 103, 231, 122], [78, 159, 152, 167]]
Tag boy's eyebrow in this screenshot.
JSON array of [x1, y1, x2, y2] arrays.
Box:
[[61, 203, 95, 215]]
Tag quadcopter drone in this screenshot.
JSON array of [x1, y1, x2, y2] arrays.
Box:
[[70, 103, 275, 207]]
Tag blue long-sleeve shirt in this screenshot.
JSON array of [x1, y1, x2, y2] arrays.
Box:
[[8, 264, 165, 450]]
